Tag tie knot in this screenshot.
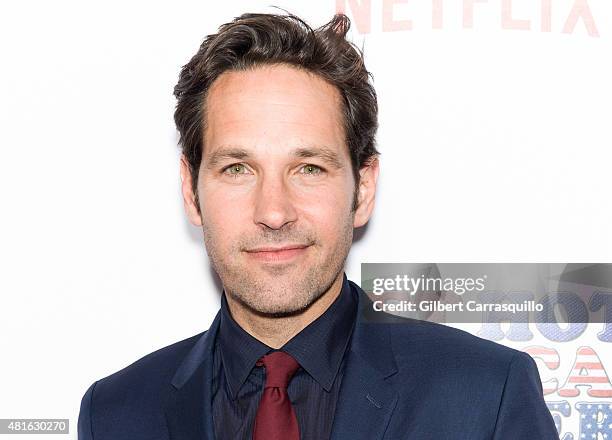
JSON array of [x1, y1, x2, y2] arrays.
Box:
[[257, 351, 300, 389]]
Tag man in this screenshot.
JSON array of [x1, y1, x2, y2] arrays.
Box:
[[78, 11, 559, 440]]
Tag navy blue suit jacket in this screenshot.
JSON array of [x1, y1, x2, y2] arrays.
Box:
[[78, 279, 559, 439]]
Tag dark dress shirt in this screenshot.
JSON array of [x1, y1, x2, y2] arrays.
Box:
[[211, 272, 358, 440]]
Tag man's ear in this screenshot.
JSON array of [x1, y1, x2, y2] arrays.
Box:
[[180, 154, 203, 227], [353, 156, 380, 228]]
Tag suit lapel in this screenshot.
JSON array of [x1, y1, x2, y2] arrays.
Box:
[[163, 312, 221, 440], [330, 282, 402, 440]]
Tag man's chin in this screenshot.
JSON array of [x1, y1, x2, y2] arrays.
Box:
[[242, 297, 313, 318], [229, 286, 323, 318]]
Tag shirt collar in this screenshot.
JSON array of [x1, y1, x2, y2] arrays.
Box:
[[218, 272, 357, 399]]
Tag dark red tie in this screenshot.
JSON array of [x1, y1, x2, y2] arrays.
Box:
[[253, 351, 301, 440]]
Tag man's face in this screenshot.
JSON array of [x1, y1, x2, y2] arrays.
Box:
[[181, 64, 376, 316]]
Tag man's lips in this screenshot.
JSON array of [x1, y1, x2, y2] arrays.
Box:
[[245, 244, 310, 253], [244, 244, 311, 263]]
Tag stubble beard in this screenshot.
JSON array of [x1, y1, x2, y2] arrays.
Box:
[[202, 213, 354, 318]]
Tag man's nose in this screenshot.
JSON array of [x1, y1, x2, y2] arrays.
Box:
[[253, 173, 298, 230]]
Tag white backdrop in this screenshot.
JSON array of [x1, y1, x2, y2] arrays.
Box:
[[0, 1, 610, 438]]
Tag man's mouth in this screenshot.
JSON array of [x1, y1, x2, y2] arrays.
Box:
[[244, 244, 311, 263]]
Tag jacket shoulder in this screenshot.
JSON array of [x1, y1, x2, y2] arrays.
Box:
[[78, 330, 207, 438], [95, 330, 205, 392], [383, 315, 522, 377]]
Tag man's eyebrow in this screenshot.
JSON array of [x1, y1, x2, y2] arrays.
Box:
[[292, 146, 345, 169], [205, 147, 251, 169], [204, 145, 345, 169]]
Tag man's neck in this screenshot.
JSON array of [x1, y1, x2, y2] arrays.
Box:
[[224, 273, 345, 349]]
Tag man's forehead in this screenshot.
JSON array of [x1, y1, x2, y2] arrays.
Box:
[[203, 65, 344, 125], [201, 65, 348, 168]]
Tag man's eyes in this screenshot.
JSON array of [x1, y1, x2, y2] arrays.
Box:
[[221, 163, 324, 177], [223, 163, 249, 176], [299, 164, 323, 175]]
